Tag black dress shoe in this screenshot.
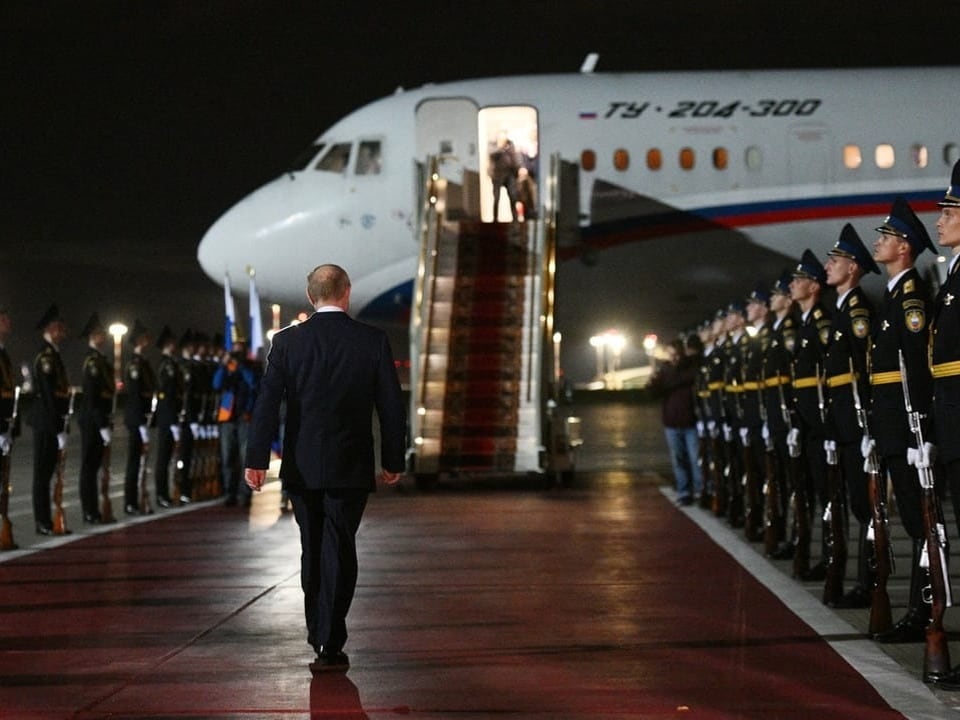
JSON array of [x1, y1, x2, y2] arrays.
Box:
[[770, 542, 795, 560], [874, 612, 928, 643], [829, 584, 871, 609], [935, 667, 960, 690], [35, 524, 53, 536], [124, 505, 139, 516], [309, 650, 350, 673], [83, 513, 102, 525], [801, 561, 826, 582], [178, 495, 192, 505], [157, 497, 172, 509]]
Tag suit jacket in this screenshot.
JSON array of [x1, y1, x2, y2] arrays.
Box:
[[245, 310, 406, 492]]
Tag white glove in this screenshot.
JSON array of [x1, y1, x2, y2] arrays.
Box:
[[823, 439, 838, 466], [738, 427, 750, 447], [0, 433, 11, 456], [57, 432, 68, 451], [761, 422, 770, 443], [211, 426, 219, 439], [170, 424, 181, 443], [190, 422, 200, 439], [860, 435, 876, 460], [787, 427, 801, 458], [139, 425, 149, 443], [696, 421, 705, 438], [722, 423, 734, 443], [707, 420, 718, 438], [907, 442, 937, 470], [99, 428, 112, 446]]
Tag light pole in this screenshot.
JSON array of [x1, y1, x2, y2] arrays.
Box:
[[108, 322, 127, 390], [552, 331, 562, 399]]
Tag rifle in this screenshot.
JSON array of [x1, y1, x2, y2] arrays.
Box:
[[786, 366, 810, 579], [169, 401, 186, 504], [99, 389, 118, 524], [818, 365, 847, 605], [851, 359, 892, 636], [1, 387, 21, 550], [138, 393, 158, 515], [759, 376, 782, 555], [52, 389, 76, 535], [899, 349, 952, 682]]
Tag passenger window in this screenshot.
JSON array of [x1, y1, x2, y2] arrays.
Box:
[[581, 150, 596, 171], [745, 146, 763, 171], [679, 147, 695, 170], [646, 149, 662, 171], [911, 144, 929, 168], [355, 141, 382, 175], [843, 145, 862, 169], [875, 144, 895, 169], [315, 143, 352, 173], [712, 148, 728, 170], [613, 149, 629, 171]]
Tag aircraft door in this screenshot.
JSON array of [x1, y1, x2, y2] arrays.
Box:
[[415, 98, 480, 219], [787, 124, 834, 187]]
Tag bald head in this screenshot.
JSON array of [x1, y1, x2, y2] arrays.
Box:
[[306, 264, 351, 309]]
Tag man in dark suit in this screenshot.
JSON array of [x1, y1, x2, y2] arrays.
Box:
[[245, 264, 405, 673]]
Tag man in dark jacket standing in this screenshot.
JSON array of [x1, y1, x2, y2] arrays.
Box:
[[245, 264, 406, 673]]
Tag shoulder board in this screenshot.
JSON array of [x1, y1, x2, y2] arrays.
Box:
[[850, 294, 859, 307]]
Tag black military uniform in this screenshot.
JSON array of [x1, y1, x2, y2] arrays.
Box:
[[931, 160, 960, 537], [154, 326, 183, 507], [741, 286, 772, 541], [869, 197, 936, 644], [721, 301, 750, 528], [31, 304, 71, 535], [123, 320, 156, 514], [704, 311, 729, 516], [763, 271, 800, 558], [822, 225, 880, 607], [790, 250, 832, 579], [77, 313, 114, 524], [177, 330, 198, 503], [0, 309, 18, 445]]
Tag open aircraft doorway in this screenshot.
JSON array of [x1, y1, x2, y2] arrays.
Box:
[[479, 106, 538, 222]]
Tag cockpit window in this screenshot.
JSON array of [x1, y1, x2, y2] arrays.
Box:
[[287, 143, 326, 173], [355, 140, 382, 175], [315, 143, 352, 173]]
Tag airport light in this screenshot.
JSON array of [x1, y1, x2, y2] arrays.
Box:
[[108, 322, 127, 390], [589, 329, 626, 386], [271, 303, 281, 331]]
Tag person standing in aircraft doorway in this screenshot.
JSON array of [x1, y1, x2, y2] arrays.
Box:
[[488, 133, 520, 222]]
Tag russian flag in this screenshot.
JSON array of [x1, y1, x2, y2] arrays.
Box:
[[248, 268, 264, 359], [223, 273, 236, 352]]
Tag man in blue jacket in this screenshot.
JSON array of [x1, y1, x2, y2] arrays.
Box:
[[245, 264, 405, 673]]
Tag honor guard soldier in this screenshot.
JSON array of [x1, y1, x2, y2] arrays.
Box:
[[694, 320, 716, 509], [741, 285, 773, 541], [123, 320, 156, 515], [0, 308, 19, 457], [31, 304, 71, 535], [77, 313, 114, 524], [822, 224, 880, 607], [154, 326, 183, 508], [931, 160, 960, 539], [868, 197, 936, 644], [177, 329, 198, 503], [764, 271, 800, 558], [789, 250, 831, 580], [721, 300, 750, 528], [704, 309, 729, 516]]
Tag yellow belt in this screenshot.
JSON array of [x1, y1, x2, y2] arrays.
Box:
[[763, 375, 790, 388], [725, 384, 744, 393], [870, 370, 902, 386], [826, 372, 855, 388], [932, 361, 960, 378], [697, 390, 710, 399], [707, 381, 724, 391], [793, 376, 819, 389], [741, 381, 762, 391]]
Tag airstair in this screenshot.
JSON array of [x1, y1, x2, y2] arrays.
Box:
[[408, 157, 574, 484]]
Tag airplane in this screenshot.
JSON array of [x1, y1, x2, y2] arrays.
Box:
[[197, 63, 959, 378]]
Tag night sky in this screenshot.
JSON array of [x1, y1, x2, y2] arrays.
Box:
[[3, 1, 957, 377]]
